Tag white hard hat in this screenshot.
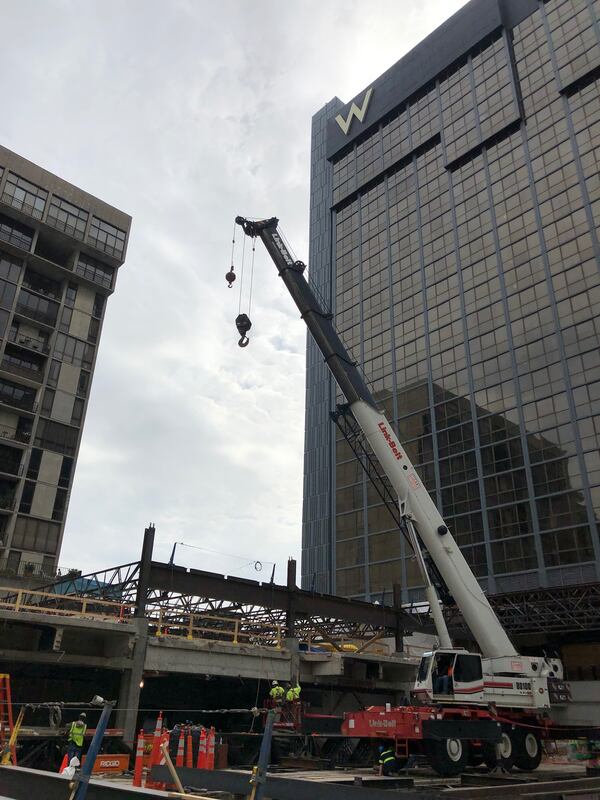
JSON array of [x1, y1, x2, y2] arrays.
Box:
[[272, 680, 278, 685]]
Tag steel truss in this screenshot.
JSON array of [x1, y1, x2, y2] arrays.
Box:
[[25, 535, 600, 641], [483, 582, 600, 636]]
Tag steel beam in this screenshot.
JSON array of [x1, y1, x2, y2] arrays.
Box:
[[147, 561, 420, 633], [134, 524, 155, 617], [150, 766, 437, 800], [0, 766, 168, 800]]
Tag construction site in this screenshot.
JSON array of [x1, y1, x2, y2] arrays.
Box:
[[3, 0, 600, 797]]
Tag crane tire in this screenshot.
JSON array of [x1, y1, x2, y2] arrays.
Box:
[[514, 730, 542, 771], [482, 726, 516, 771], [427, 737, 469, 776]]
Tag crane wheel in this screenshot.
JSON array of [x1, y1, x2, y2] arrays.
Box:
[[426, 737, 469, 776], [482, 726, 516, 771], [468, 745, 485, 767], [514, 730, 542, 771]]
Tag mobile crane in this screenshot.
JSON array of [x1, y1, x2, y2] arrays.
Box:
[[232, 216, 572, 774]]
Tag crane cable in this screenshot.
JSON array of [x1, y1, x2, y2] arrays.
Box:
[[248, 238, 256, 318], [231, 220, 252, 347], [225, 220, 237, 288], [237, 233, 247, 316]]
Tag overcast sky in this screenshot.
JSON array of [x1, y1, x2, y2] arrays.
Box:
[[0, 0, 468, 583]]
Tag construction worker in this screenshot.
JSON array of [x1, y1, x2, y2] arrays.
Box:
[[269, 680, 284, 704], [434, 655, 454, 694], [285, 682, 295, 703], [441, 659, 454, 695], [378, 743, 398, 776], [292, 682, 301, 701], [66, 713, 87, 763]]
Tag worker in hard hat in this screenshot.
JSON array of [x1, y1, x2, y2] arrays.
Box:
[[269, 680, 284, 704], [66, 713, 87, 764]]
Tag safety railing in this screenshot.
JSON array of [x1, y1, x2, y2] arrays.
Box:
[[0, 560, 78, 579], [147, 608, 283, 650], [0, 586, 136, 621]]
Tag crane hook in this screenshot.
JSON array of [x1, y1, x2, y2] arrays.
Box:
[[235, 313, 252, 347], [225, 269, 236, 288]]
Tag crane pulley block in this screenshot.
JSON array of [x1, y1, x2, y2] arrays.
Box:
[[235, 313, 252, 347]]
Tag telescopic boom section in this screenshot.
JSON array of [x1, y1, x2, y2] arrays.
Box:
[[235, 216, 517, 661]]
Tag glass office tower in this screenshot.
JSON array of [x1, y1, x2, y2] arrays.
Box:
[[304, 0, 600, 605], [0, 146, 130, 577]]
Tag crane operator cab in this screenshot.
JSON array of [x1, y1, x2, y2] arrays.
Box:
[[413, 649, 484, 704]]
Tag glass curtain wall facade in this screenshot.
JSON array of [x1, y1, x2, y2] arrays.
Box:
[[304, 0, 600, 602], [0, 146, 130, 577]]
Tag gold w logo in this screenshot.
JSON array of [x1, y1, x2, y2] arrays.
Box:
[[335, 88, 373, 135]]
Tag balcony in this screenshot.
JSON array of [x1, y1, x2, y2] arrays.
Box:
[[15, 300, 58, 328], [1, 192, 45, 221], [0, 213, 33, 252], [0, 359, 44, 384], [21, 276, 62, 302], [0, 460, 23, 478], [45, 209, 86, 241], [0, 393, 37, 414], [8, 329, 50, 354], [0, 494, 16, 512], [74, 260, 113, 289], [0, 429, 31, 446], [0, 559, 77, 580]]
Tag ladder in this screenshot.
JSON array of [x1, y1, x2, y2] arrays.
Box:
[[0, 674, 15, 764]]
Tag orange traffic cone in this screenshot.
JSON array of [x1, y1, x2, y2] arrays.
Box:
[[197, 727, 207, 769], [175, 727, 185, 768], [148, 711, 163, 771], [146, 731, 170, 791], [132, 729, 144, 787], [159, 731, 171, 791], [144, 713, 165, 790], [206, 727, 215, 770], [186, 726, 193, 768], [58, 753, 68, 773]]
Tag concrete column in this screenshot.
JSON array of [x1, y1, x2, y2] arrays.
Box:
[[285, 637, 300, 684], [116, 617, 149, 748]]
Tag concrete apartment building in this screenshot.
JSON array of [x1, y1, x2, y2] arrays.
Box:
[[0, 146, 130, 577], [304, 0, 600, 606]]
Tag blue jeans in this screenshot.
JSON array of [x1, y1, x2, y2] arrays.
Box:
[[67, 743, 82, 764], [434, 675, 452, 694]]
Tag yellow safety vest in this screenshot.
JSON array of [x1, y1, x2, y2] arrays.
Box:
[[68, 721, 87, 747]]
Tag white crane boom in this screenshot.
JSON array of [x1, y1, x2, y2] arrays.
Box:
[[234, 216, 516, 660]]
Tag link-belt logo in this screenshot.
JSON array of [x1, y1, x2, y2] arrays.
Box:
[[368, 718, 397, 729], [272, 230, 294, 266], [335, 87, 373, 134], [378, 421, 403, 460]]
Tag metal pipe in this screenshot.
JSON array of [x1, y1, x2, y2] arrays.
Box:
[[249, 709, 275, 800], [70, 700, 114, 800]]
